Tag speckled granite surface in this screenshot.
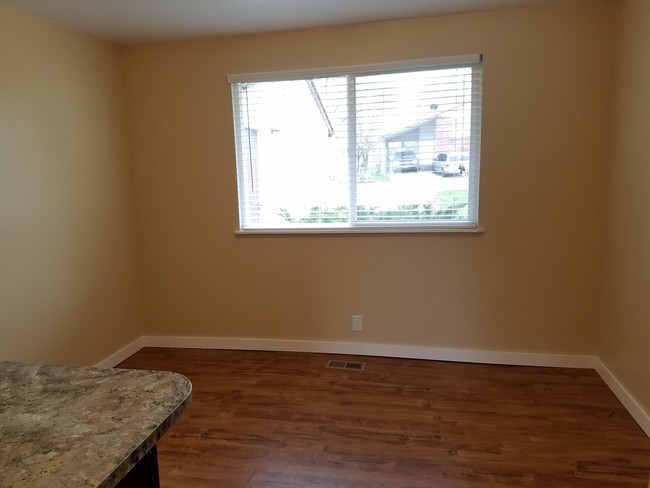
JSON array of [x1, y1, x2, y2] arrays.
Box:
[[0, 361, 191, 488]]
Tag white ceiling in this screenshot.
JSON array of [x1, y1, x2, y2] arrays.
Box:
[[2, 0, 580, 44]]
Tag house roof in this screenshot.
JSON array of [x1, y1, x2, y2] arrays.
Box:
[[383, 116, 439, 142]]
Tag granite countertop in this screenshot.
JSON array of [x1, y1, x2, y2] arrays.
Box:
[[0, 361, 192, 488]]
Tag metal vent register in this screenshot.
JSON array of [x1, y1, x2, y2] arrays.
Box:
[[326, 360, 366, 371]]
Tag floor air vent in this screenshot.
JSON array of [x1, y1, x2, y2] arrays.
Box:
[[326, 360, 366, 371]]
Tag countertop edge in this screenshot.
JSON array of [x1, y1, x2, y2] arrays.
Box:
[[0, 362, 193, 488], [98, 373, 192, 488]]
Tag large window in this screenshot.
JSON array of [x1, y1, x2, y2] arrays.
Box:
[[229, 55, 482, 233]]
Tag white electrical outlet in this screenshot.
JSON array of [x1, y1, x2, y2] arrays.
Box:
[[352, 315, 363, 332]]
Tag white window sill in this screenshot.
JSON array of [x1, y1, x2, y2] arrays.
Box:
[[235, 226, 485, 236]]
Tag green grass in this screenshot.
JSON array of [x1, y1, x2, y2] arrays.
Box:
[[278, 190, 469, 224]]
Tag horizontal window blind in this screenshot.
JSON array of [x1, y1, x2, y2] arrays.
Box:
[[230, 55, 482, 232]]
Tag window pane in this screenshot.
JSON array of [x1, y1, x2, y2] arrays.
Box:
[[354, 68, 474, 224], [232, 60, 481, 231], [234, 77, 351, 226]]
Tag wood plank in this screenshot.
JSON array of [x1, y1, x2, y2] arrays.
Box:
[[118, 348, 650, 487]]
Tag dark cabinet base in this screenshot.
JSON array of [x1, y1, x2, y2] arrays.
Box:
[[116, 446, 160, 488]]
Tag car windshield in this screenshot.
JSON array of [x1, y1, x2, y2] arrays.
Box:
[[449, 153, 469, 161]]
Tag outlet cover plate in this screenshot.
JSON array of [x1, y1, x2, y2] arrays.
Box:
[[352, 315, 363, 332]]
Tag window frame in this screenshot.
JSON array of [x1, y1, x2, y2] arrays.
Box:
[[229, 54, 483, 235]]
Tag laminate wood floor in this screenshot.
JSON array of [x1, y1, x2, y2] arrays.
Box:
[[117, 348, 650, 488]]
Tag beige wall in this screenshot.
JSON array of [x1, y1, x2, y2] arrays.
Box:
[[123, 1, 614, 354], [0, 4, 143, 365], [599, 0, 650, 411]]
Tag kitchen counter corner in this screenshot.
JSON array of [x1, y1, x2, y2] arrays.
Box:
[[0, 361, 192, 488]]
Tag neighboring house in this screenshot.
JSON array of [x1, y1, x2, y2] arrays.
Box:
[[383, 116, 454, 171]]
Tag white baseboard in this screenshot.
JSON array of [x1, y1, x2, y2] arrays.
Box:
[[594, 358, 650, 438], [94, 336, 145, 368], [142, 335, 597, 369]]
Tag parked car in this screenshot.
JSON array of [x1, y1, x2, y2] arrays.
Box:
[[391, 149, 419, 172], [432, 152, 468, 176]]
